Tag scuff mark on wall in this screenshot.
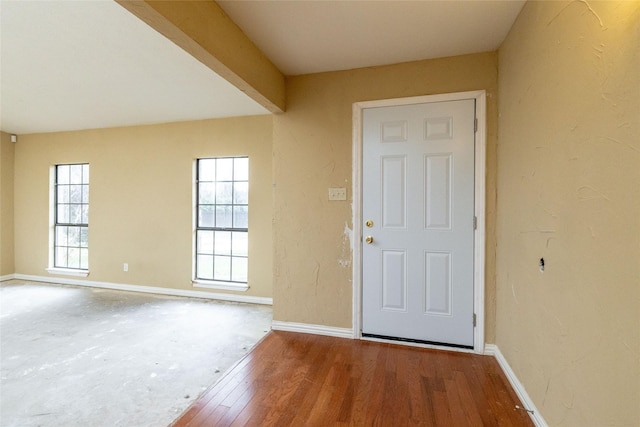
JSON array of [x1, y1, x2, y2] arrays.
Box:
[[605, 136, 640, 153], [509, 273, 519, 304], [279, 246, 293, 290], [591, 42, 606, 62], [542, 378, 551, 408], [578, 0, 606, 29], [548, 0, 607, 30], [563, 393, 576, 410], [577, 185, 611, 201], [600, 93, 617, 107], [322, 161, 336, 174], [312, 261, 320, 297], [546, 237, 555, 248], [338, 222, 353, 268], [540, 205, 558, 219], [621, 340, 639, 360], [519, 228, 556, 235]]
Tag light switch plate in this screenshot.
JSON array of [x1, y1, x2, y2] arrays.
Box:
[[328, 187, 347, 201]]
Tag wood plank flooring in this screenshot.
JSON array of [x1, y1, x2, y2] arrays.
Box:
[[172, 331, 534, 427]]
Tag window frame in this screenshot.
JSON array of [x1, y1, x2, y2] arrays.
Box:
[[193, 157, 249, 291], [47, 163, 90, 276]]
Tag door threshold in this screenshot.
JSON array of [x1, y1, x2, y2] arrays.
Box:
[[362, 333, 473, 351]]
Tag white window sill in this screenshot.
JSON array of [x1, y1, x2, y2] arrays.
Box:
[[46, 268, 90, 277], [192, 280, 249, 292]]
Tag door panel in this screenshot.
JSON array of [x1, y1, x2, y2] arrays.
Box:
[[381, 250, 407, 311], [362, 99, 475, 347], [425, 251, 452, 315], [424, 154, 452, 230], [381, 156, 406, 228]]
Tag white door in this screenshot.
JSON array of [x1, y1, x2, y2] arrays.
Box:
[[362, 99, 476, 348]]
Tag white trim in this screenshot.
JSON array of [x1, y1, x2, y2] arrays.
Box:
[[0, 274, 16, 282], [352, 102, 364, 339], [352, 90, 487, 353], [48, 166, 55, 269], [192, 159, 198, 280], [473, 91, 487, 354], [485, 344, 548, 427], [12, 274, 272, 305], [271, 320, 353, 339], [483, 343, 498, 356], [46, 267, 90, 277], [192, 280, 249, 292]]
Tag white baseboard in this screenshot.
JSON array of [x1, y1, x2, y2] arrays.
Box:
[[0, 274, 16, 282], [484, 344, 548, 427], [11, 273, 272, 305], [271, 320, 354, 339]]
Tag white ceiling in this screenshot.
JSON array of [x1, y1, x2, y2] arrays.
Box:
[[0, 0, 269, 135], [0, 0, 525, 135], [218, 0, 526, 76]]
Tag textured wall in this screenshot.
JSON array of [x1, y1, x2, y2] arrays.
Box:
[[272, 52, 499, 338], [1, 131, 15, 276], [13, 116, 273, 298], [497, 1, 640, 425]]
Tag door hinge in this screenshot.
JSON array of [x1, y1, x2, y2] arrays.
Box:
[[473, 313, 477, 327], [474, 117, 478, 133], [473, 216, 477, 230]]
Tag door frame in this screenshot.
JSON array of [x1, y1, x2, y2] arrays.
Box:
[[352, 90, 486, 354]]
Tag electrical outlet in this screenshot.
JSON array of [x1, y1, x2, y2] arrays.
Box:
[[328, 187, 347, 201], [123, 263, 128, 272]]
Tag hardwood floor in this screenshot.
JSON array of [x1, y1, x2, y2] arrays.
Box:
[[172, 331, 534, 427]]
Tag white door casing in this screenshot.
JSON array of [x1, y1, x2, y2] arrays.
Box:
[[352, 91, 486, 353]]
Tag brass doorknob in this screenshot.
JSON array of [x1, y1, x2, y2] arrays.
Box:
[[365, 236, 374, 244]]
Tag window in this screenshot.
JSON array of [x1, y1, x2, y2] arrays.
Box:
[[195, 157, 248, 285], [54, 164, 89, 270]]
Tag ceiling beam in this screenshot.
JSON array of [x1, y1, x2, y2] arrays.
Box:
[[116, 0, 285, 113]]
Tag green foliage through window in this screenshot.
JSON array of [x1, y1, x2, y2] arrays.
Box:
[[196, 157, 248, 283], [54, 164, 89, 269]]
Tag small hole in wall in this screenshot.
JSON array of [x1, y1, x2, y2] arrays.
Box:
[[539, 258, 545, 272]]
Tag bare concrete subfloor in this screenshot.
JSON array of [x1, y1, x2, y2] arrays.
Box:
[[0, 280, 272, 427]]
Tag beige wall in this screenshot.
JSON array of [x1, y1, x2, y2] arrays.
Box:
[[497, 1, 640, 425], [272, 52, 499, 337], [13, 116, 273, 298], [1, 131, 16, 276]]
